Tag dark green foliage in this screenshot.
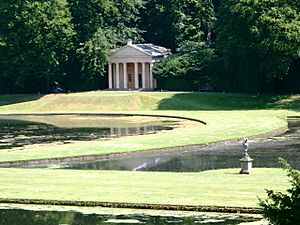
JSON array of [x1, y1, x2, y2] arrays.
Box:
[[0, 0, 75, 93], [139, 0, 215, 51], [154, 41, 222, 91], [0, 0, 142, 93], [0, 0, 299, 93], [68, 0, 143, 86], [260, 159, 300, 225], [216, 0, 300, 93]]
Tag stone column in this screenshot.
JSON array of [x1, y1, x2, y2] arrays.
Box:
[[149, 63, 154, 89], [108, 63, 113, 89], [116, 62, 120, 89], [123, 62, 128, 89], [142, 62, 146, 88], [134, 62, 139, 89]]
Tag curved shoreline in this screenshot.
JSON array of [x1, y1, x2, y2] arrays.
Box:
[[0, 125, 287, 167], [0, 198, 262, 214], [0, 113, 207, 125]]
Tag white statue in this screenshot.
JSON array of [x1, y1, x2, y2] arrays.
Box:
[[242, 137, 249, 157]]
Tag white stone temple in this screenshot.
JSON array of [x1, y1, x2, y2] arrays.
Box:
[[108, 40, 171, 90]]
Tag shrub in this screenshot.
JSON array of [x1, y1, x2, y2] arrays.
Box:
[[259, 159, 300, 225]]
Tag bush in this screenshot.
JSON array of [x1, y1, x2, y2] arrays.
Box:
[[259, 159, 300, 225], [153, 41, 221, 91]]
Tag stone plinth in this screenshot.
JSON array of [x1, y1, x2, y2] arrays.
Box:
[[239, 156, 253, 174]]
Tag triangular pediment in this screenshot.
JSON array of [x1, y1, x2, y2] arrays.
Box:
[[110, 45, 150, 58]]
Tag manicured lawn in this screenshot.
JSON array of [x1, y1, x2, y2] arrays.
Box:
[[0, 92, 297, 210], [0, 92, 299, 162], [0, 168, 289, 208]]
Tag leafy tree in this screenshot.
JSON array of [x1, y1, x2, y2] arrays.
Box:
[[68, 0, 143, 89], [260, 159, 300, 225], [0, 0, 75, 93], [140, 0, 215, 52], [68, 0, 142, 44], [216, 0, 300, 93], [154, 41, 221, 91]]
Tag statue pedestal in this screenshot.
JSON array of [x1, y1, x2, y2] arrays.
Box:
[[239, 156, 253, 174]]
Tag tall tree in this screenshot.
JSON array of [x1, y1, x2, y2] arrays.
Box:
[[139, 0, 215, 52], [0, 0, 75, 93], [67, 0, 143, 90], [216, 0, 300, 92]]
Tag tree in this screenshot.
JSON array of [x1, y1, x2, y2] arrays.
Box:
[[67, 0, 143, 90], [216, 0, 300, 92], [0, 0, 75, 93], [153, 41, 221, 91], [260, 159, 300, 225], [139, 0, 215, 52]]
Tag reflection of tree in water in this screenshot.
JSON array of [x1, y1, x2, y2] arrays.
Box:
[[63, 127, 300, 172], [0, 119, 174, 150], [0, 208, 258, 225]]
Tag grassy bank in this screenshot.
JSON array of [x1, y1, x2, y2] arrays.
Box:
[[0, 92, 300, 112], [0, 168, 289, 208], [0, 92, 299, 162]]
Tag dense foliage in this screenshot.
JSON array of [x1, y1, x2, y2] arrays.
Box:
[[139, 0, 215, 52], [154, 41, 220, 91], [0, 0, 299, 93], [260, 159, 300, 225], [0, 0, 142, 93], [216, 0, 300, 92], [68, 0, 142, 91], [0, 0, 75, 93]]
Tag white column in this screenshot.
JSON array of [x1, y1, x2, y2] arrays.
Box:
[[123, 62, 128, 89], [149, 63, 153, 89], [134, 62, 139, 89], [108, 63, 113, 89], [116, 62, 120, 89], [142, 62, 146, 88]]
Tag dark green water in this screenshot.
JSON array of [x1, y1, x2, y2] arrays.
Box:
[[0, 117, 175, 150], [0, 207, 260, 225]]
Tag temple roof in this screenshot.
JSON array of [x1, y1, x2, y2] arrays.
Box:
[[110, 40, 171, 59], [132, 44, 171, 58]]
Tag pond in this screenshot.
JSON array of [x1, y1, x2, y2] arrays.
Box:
[[0, 115, 181, 150], [1, 115, 299, 225], [0, 205, 262, 225], [37, 126, 300, 172]]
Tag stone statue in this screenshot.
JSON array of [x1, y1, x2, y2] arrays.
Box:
[[240, 137, 253, 174], [242, 137, 249, 157]]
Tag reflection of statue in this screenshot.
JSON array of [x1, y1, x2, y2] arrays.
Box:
[[242, 137, 249, 157]]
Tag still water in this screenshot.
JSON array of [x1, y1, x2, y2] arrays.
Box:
[[0, 116, 298, 225], [0, 206, 261, 225], [0, 115, 178, 150], [46, 127, 300, 172]]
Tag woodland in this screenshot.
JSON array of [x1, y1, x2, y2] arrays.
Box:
[[0, 0, 299, 93]]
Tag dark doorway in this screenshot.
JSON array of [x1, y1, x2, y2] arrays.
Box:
[[138, 73, 143, 88]]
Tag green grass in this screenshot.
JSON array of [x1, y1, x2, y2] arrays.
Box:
[[0, 92, 299, 162], [0, 92, 297, 210], [0, 92, 300, 112], [0, 168, 290, 208]]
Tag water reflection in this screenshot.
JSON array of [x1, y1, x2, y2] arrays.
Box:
[[0, 207, 260, 225], [0, 116, 177, 150], [59, 128, 300, 172]]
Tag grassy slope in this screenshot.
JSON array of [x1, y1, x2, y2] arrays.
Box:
[[0, 168, 289, 208], [0, 92, 298, 209], [0, 92, 299, 162], [0, 92, 300, 112]]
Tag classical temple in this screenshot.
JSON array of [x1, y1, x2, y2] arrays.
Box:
[[108, 40, 171, 90]]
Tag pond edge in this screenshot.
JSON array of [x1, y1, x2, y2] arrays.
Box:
[[0, 198, 262, 214], [0, 123, 288, 167]]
